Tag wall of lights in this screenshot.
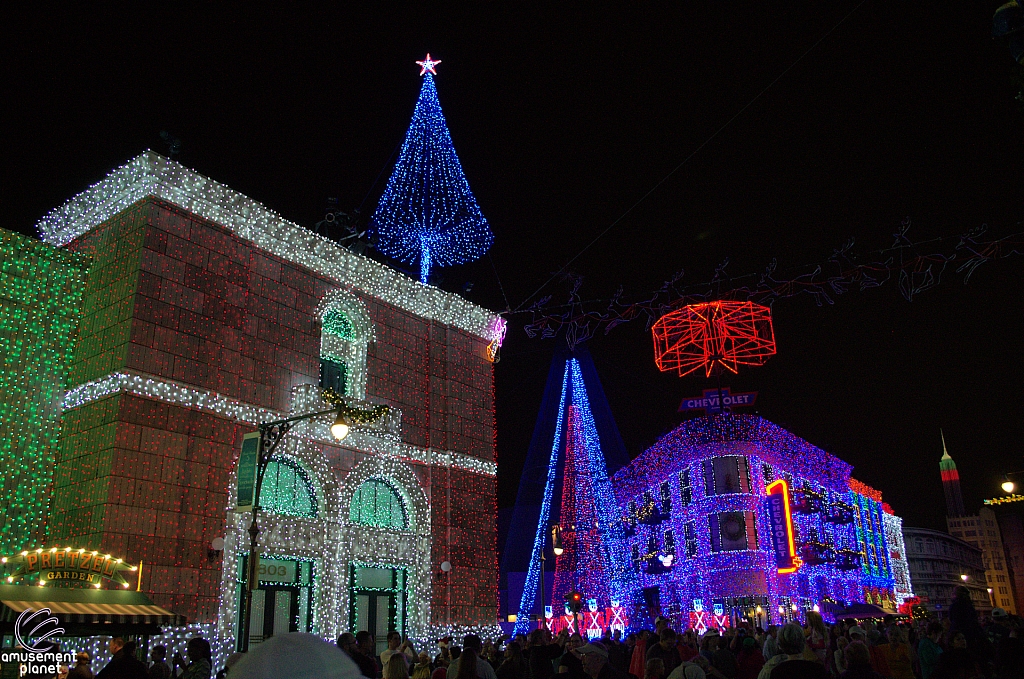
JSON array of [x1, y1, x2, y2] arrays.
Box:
[[609, 415, 904, 630], [41, 173, 499, 652], [0, 228, 88, 553], [370, 66, 493, 284]]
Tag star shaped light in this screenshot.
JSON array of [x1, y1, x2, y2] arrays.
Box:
[[416, 53, 441, 76]]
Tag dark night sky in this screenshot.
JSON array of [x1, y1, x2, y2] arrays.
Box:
[[6, 5, 1024, 531]]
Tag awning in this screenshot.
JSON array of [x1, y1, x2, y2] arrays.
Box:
[[0, 584, 186, 634], [833, 603, 900, 619]]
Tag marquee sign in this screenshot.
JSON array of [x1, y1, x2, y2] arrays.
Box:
[[1, 548, 140, 589], [678, 387, 757, 414], [765, 480, 802, 574]]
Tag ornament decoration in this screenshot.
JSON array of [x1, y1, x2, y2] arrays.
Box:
[[652, 300, 777, 378], [371, 57, 494, 283]]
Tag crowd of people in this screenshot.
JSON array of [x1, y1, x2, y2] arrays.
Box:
[[49, 587, 1024, 679]]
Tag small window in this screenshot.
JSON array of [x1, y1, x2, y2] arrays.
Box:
[[660, 481, 672, 513], [350, 479, 408, 530], [320, 357, 348, 394], [664, 529, 676, 555], [762, 463, 775, 484], [262, 458, 317, 518], [709, 511, 757, 552], [679, 468, 692, 507], [703, 456, 752, 496], [632, 544, 640, 563], [322, 308, 356, 340], [684, 522, 698, 558]]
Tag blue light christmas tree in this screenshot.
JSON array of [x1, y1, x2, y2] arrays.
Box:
[[512, 355, 644, 637], [371, 54, 493, 283]]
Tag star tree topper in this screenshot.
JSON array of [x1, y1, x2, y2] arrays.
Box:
[[416, 53, 441, 76]]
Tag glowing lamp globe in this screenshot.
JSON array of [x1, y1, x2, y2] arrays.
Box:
[[1002, 477, 1015, 493], [330, 413, 350, 441], [652, 300, 777, 378]]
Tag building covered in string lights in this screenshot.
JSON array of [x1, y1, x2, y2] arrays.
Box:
[[609, 414, 909, 632], [32, 152, 504, 655]]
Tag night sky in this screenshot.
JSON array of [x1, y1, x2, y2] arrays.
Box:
[[7, 5, 1024, 531]]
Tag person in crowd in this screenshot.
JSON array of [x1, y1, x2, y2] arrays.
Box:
[[382, 633, 416, 671], [646, 658, 667, 679], [736, 636, 765, 679], [840, 641, 883, 679], [68, 651, 94, 679], [527, 628, 569, 679], [647, 629, 683, 675], [930, 646, 982, 679], [411, 651, 433, 679], [882, 626, 913, 679], [578, 642, 630, 679], [495, 641, 528, 679], [173, 638, 212, 679], [448, 635, 497, 679], [453, 648, 480, 679], [667, 654, 708, 679], [834, 637, 850, 676], [559, 633, 586, 678], [917, 622, 944, 679], [678, 631, 699, 663], [385, 655, 411, 679], [763, 628, 780, 663], [97, 638, 148, 679], [948, 588, 982, 645], [757, 623, 828, 679], [481, 641, 500, 670], [805, 613, 829, 666], [340, 632, 380, 679], [706, 631, 738, 679], [148, 646, 171, 679], [863, 630, 889, 678]]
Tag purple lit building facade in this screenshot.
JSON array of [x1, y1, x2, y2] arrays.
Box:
[[611, 415, 902, 630]]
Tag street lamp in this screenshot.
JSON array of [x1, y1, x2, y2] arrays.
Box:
[[537, 524, 564, 630], [239, 402, 386, 651], [1000, 471, 1024, 494], [960, 574, 968, 582]]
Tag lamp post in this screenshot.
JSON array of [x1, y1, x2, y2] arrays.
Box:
[[238, 406, 354, 651], [537, 524, 563, 630]]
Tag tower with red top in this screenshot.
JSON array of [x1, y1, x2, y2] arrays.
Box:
[[940, 431, 966, 517]]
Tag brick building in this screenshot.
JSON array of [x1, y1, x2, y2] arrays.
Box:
[[41, 152, 503, 650]]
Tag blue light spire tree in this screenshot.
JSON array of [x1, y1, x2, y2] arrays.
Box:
[[371, 54, 493, 283]]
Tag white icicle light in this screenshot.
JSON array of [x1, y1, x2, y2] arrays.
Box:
[[62, 370, 496, 477], [37, 151, 506, 344]]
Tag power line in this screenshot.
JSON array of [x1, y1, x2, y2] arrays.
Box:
[[514, 0, 869, 312]]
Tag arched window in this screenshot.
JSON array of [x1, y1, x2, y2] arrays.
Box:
[[318, 293, 372, 400], [261, 458, 317, 518], [320, 308, 355, 395], [350, 479, 408, 530]]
